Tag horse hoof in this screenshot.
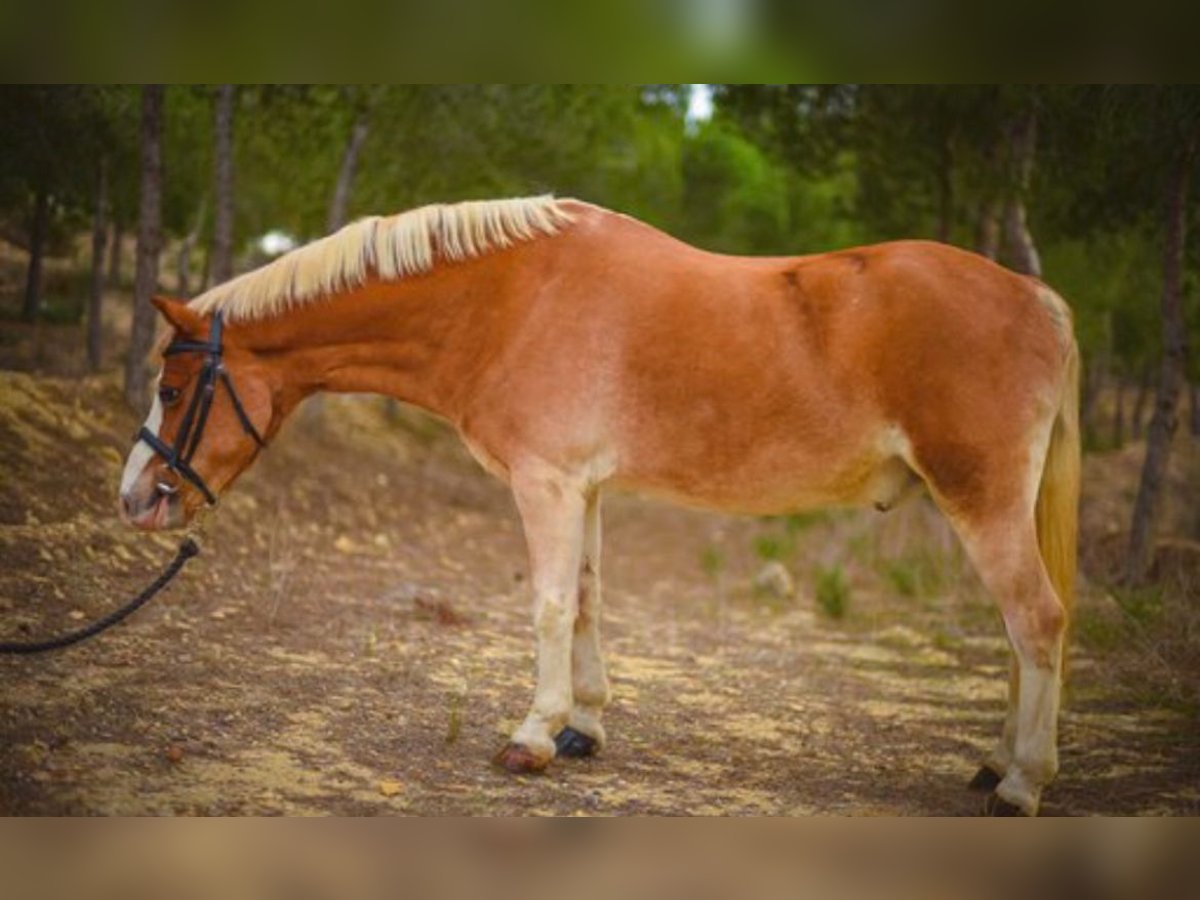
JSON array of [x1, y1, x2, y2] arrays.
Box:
[[967, 765, 1003, 793], [493, 743, 549, 775], [982, 792, 1030, 817], [554, 726, 598, 759]]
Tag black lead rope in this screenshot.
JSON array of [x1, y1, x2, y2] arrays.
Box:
[[0, 538, 200, 655]]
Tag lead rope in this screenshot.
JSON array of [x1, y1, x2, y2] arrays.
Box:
[[0, 512, 212, 655]]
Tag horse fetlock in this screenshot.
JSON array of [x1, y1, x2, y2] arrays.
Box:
[[986, 747, 1013, 774], [572, 678, 611, 711], [566, 708, 607, 748], [513, 708, 567, 753], [993, 769, 1043, 817], [1022, 750, 1059, 787]]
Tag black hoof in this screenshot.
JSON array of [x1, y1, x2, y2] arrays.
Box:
[[982, 793, 1029, 817], [554, 726, 598, 759], [967, 765, 1003, 793]]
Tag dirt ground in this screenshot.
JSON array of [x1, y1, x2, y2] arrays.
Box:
[[1, 357, 1198, 815]]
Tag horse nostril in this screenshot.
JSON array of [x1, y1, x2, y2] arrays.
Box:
[[156, 480, 179, 496]]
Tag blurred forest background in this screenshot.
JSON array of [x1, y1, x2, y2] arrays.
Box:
[[1, 82, 1197, 648], [1, 86, 1198, 814]]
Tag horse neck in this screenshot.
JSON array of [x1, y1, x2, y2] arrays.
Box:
[[236, 257, 514, 422]]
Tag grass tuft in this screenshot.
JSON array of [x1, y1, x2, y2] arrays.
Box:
[[700, 546, 725, 579], [753, 534, 787, 562], [814, 564, 850, 619], [881, 551, 947, 600]]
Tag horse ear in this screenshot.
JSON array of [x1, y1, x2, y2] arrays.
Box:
[[151, 295, 205, 336]]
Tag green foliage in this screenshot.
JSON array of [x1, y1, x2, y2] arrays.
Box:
[[1110, 585, 1165, 628], [36, 270, 92, 324], [699, 546, 725, 579], [753, 511, 838, 564], [784, 511, 829, 533], [1041, 231, 1162, 370], [0, 83, 1194, 384], [753, 533, 787, 562], [160, 86, 215, 237], [814, 564, 849, 619], [235, 85, 364, 239], [884, 561, 919, 598], [0, 85, 138, 244], [882, 552, 946, 600], [680, 120, 791, 253], [1075, 604, 1126, 653]]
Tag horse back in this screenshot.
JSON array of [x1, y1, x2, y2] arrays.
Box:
[[463, 211, 1071, 514]]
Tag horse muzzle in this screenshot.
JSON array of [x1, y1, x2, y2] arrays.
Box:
[[120, 481, 185, 531]]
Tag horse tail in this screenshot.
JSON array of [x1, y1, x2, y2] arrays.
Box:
[[1036, 336, 1081, 665]]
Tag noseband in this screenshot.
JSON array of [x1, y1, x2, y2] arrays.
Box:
[[136, 312, 266, 505]]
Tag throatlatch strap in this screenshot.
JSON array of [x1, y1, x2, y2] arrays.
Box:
[[220, 371, 266, 447], [182, 377, 217, 464]]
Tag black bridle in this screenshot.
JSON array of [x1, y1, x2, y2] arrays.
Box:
[[136, 312, 266, 506], [0, 314, 259, 654]]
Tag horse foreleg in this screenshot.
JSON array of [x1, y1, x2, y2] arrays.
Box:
[[494, 472, 585, 774], [555, 490, 611, 758]]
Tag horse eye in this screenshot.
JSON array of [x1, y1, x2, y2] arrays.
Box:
[[158, 385, 181, 406]]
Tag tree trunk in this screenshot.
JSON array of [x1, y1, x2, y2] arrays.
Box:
[[935, 138, 953, 244], [21, 187, 50, 322], [1132, 360, 1152, 439], [975, 199, 1001, 260], [177, 197, 207, 297], [124, 85, 164, 412], [1111, 375, 1126, 450], [209, 84, 236, 286], [86, 159, 109, 372], [306, 111, 369, 429], [107, 220, 123, 289], [1126, 131, 1197, 583], [327, 114, 369, 233], [176, 244, 190, 298], [1081, 351, 1107, 448], [1003, 198, 1042, 276], [1191, 380, 1200, 437], [1001, 108, 1042, 277], [975, 128, 1005, 260], [199, 241, 211, 293]]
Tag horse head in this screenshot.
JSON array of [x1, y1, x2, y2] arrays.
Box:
[[119, 297, 275, 530]]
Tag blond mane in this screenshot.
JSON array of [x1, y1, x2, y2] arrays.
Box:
[[189, 195, 575, 322]]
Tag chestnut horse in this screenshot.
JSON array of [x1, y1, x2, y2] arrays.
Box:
[[119, 196, 1079, 815]]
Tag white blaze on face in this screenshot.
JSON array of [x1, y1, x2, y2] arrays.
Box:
[[120, 391, 163, 496]]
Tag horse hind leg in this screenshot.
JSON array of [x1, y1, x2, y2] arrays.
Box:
[[967, 658, 1019, 794], [554, 490, 611, 759], [951, 511, 1065, 816]]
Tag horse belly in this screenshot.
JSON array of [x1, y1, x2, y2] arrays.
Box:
[[613, 414, 915, 517]]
